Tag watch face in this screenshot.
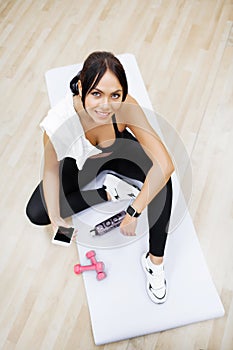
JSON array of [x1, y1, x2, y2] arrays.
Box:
[[127, 206, 136, 217]]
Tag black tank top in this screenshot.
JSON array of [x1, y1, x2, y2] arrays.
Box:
[[95, 114, 123, 153], [95, 114, 138, 157]]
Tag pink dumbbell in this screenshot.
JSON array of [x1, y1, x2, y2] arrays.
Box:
[[74, 262, 106, 281], [86, 250, 107, 280], [74, 251, 106, 280]]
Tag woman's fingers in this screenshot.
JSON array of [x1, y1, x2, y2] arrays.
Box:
[[51, 216, 71, 233], [71, 228, 78, 241], [120, 215, 137, 236]]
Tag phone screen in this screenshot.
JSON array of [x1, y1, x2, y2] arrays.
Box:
[[53, 226, 74, 243]]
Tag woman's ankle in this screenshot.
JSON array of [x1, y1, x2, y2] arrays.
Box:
[[149, 253, 163, 265], [106, 190, 112, 201]]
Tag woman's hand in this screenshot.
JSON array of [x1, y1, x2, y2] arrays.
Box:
[[50, 215, 71, 234], [50, 215, 78, 242], [120, 214, 137, 236]]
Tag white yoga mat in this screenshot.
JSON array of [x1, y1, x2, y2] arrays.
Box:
[[45, 54, 224, 345]]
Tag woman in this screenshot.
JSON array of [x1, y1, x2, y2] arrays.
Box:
[[26, 51, 174, 303]]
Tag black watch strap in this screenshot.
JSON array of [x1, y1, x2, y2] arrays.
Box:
[[126, 205, 141, 218]]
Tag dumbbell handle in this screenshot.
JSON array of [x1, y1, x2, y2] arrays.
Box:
[[74, 264, 96, 274], [86, 250, 97, 265], [74, 261, 104, 274], [89, 256, 97, 265]]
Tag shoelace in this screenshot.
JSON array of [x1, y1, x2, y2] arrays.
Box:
[[147, 267, 165, 289], [113, 187, 136, 200], [114, 188, 120, 200]]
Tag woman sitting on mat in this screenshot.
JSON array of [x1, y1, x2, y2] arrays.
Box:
[[26, 51, 174, 304]]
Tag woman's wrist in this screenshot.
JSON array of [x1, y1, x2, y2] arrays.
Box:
[[48, 212, 60, 223], [130, 198, 144, 215], [126, 205, 141, 217]]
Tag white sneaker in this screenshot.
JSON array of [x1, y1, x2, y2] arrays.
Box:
[[103, 174, 140, 201], [141, 252, 167, 304]]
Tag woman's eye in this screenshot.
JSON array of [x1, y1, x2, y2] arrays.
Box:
[[112, 93, 120, 99], [91, 91, 100, 97]]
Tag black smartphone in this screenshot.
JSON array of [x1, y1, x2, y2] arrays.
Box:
[[52, 226, 74, 247]]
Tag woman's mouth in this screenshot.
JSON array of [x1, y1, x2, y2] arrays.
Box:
[[95, 110, 111, 117]]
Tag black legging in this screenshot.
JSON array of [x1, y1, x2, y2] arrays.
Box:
[[26, 135, 172, 257]]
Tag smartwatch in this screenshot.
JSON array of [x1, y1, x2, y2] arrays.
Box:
[[126, 205, 141, 218]]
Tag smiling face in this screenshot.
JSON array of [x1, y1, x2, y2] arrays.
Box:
[[79, 69, 123, 124]]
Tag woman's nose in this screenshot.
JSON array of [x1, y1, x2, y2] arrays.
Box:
[[99, 97, 110, 109]]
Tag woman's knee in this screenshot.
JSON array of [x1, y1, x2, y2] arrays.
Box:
[[25, 182, 51, 226], [25, 195, 50, 226]]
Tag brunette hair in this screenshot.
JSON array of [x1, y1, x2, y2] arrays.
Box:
[[70, 51, 128, 107]]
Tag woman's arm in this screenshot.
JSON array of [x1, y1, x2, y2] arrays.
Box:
[[125, 95, 174, 212], [119, 95, 174, 235], [43, 132, 70, 232]]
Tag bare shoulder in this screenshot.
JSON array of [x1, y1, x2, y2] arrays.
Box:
[[125, 94, 137, 104], [119, 94, 154, 133], [117, 94, 138, 122]]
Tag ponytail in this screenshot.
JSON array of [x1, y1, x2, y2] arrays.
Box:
[[70, 71, 81, 95]]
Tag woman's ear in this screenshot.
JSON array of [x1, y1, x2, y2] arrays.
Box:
[[78, 80, 82, 97]]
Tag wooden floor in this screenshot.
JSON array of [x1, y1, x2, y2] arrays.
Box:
[[1, 0, 233, 349]]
